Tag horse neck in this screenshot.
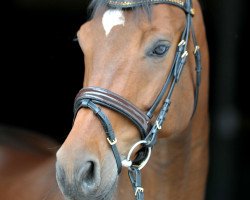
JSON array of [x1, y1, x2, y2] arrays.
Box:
[[140, 76, 210, 200], [117, 115, 209, 200]]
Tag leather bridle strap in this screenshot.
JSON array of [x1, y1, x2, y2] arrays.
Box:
[[74, 98, 122, 173], [144, 0, 193, 146], [107, 0, 187, 12], [73, 87, 151, 174], [74, 87, 150, 138], [146, 0, 193, 118], [191, 23, 202, 114], [107, 0, 195, 15]]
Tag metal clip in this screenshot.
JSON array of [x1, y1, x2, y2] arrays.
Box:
[[156, 121, 162, 130], [107, 137, 117, 145], [122, 159, 132, 167], [135, 187, 144, 196], [194, 45, 200, 54], [181, 51, 188, 58], [190, 8, 195, 15], [178, 40, 186, 46]]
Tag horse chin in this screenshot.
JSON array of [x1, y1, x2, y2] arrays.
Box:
[[63, 180, 118, 200], [58, 179, 118, 200]]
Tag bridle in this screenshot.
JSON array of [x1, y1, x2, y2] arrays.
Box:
[[73, 0, 201, 199]]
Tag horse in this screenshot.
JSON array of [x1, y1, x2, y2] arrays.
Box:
[[56, 0, 210, 199], [0, 0, 209, 199], [0, 125, 63, 200]]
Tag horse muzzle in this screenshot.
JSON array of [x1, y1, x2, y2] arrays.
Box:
[[56, 147, 118, 200]]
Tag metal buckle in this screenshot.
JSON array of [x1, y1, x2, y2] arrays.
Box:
[[107, 137, 117, 145], [194, 45, 200, 54], [178, 40, 186, 46], [190, 8, 195, 15], [135, 187, 144, 196], [156, 120, 162, 130], [181, 51, 188, 58]]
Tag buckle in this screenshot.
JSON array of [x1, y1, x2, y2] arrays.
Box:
[[107, 137, 117, 145], [135, 187, 144, 196], [190, 8, 195, 15]]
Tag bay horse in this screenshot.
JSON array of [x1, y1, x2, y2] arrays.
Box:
[[0, 125, 63, 200], [56, 0, 210, 199], [0, 0, 209, 199]]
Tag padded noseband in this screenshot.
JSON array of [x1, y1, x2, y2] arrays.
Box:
[[74, 87, 150, 138]]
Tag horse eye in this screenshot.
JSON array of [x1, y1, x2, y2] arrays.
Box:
[[147, 44, 170, 57], [153, 45, 169, 55]]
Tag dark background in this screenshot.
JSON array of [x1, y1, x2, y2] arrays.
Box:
[[1, 0, 249, 199]]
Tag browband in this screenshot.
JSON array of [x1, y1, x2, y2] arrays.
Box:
[[107, 0, 190, 13], [74, 87, 150, 138]]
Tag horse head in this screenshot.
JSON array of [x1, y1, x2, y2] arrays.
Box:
[[56, 0, 209, 199]]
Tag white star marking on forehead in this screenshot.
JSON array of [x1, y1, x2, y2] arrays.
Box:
[[102, 9, 125, 36]]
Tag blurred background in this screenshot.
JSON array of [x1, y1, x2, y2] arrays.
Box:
[[0, 0, 249, 199]]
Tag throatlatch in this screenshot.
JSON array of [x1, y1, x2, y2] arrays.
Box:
[[73, 0, 202, 199]]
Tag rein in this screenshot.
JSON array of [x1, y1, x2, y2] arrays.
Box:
[[73, 0, 201, 199]]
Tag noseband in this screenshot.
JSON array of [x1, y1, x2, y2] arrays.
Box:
[[73, 0, 201, 199]]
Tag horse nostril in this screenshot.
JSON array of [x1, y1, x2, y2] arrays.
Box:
[[56, 159, 102, 199], [78, 161, 100, 193]]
